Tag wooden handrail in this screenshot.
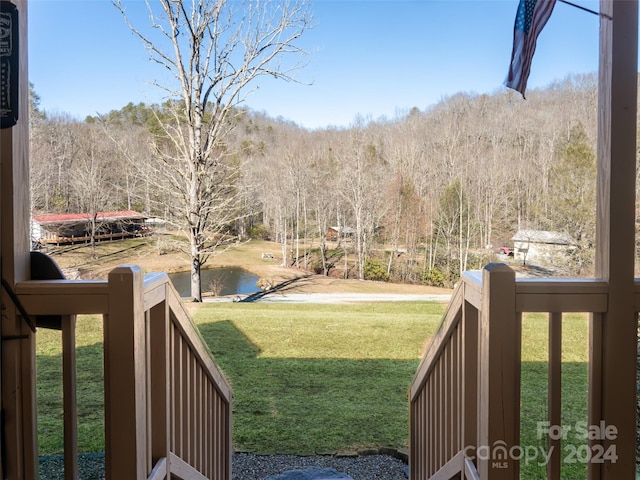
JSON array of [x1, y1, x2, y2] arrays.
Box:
[[16, 279, 109, 314], [165, 283, 232, 403], [410, 281, 463, 400], [17, 265, 232, 480], [515, 278, 608, 312], [169, 452, 209, 480], [409, 264, 628, 480], [147, 457, 167, 480]]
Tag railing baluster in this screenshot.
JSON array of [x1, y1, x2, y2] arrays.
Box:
[[182, 335, 190, 463], [196, 356, 201, 469], [175, 325, 183, 458], [451, 325, 459, 455], [514, 311, 522, 477], [195, 363, 201, 473], [205, 382, 210, 479], [214, 380, 220, 478], [145, 309, 153, 474], [421, 388, 427, 480], [200, 379, 206, 478], [170, 320, 177, 457], [220, 389, 226, 479], [445, 339, 451, 463], [191, 353, 197, 467], [200, 366, 206, 476], [435, 356, 441, 471], [201, 364, 205, 472], [462, 299, 478, 455], [548, 312, 562, 479], [207, 381, 212, 478], [457, 325, 462, 453], [423, 388, 428, 479], [214, 390, 220, 479], [149, 296, 170, 475], [411, 385, 419, 479], [428, 377, 433, 477], [588, 312, 604, 480], [61, 315, 78, 480], [411, 390, 418, 479]]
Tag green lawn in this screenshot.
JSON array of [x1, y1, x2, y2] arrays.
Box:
[[36, 316, 105, 454], [35, 302, 591, 480], [193, 302, 445, 453], [520, 313, 590, 480]]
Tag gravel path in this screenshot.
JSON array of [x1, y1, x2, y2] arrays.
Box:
[[40, 452, 409, 479], [232, 453, 409, 480]]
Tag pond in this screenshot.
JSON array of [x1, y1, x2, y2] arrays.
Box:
[[169, 267, 260, 298]]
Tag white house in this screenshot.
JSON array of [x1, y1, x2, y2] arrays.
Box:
[[511, 229, 576, 266]]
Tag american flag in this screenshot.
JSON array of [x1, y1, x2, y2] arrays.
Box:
[[505, 0, 557, 98]]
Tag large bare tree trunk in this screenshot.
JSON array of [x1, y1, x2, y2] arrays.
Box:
[[115, 0, 312, 300]]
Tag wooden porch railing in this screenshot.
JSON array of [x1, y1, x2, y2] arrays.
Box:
[[409, 263, 623, 480], [16, 265, 232, 480]]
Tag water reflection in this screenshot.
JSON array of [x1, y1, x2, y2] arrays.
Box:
[[169, 267, 260, 297]]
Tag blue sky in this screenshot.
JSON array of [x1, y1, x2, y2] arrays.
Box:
[[28, 0, 604, 130]]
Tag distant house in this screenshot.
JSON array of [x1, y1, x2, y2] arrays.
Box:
[[511, 229, 576, 265], [32, 210, 150, 246], [326, 226, 355, 242]]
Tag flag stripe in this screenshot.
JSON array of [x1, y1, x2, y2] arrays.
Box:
[[505, 0, 557, 98]]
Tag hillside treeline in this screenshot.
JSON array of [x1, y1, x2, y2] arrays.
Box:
[[30, 74, 607, 286]]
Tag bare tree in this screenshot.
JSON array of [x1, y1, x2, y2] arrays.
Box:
[[30, 113, 80, 214], [114, 0, 312, 300], [71, 124, 117, 258], [307, 136, 338, 276], [337, 123, 388, 280]]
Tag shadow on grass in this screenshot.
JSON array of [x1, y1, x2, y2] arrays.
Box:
[[36, 317, 591, 480], [198, 320, 419, 454], [240, 275, 314, 302], [201, 319, 591, 470], [204, 319, 591, 478], [37, 319, 420, 456]]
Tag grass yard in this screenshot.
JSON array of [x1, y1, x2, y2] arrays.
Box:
[[192, 302, 445, 454], [37, 316, 105, 454], [35, 301, 591, 480], [35, 302, 445, 456], [520, 313, 590, 480]]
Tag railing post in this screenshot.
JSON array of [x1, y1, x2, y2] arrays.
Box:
[[104, 265, 147, 479], [477, 263, 518, 479]]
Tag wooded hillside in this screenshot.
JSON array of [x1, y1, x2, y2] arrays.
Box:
[[30, 73, 615, 286]]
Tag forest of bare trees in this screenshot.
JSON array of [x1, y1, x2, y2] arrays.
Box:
[[30, 73, 617, 288]]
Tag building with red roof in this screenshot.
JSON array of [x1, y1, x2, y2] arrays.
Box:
[[32, 210, 150, 246]]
